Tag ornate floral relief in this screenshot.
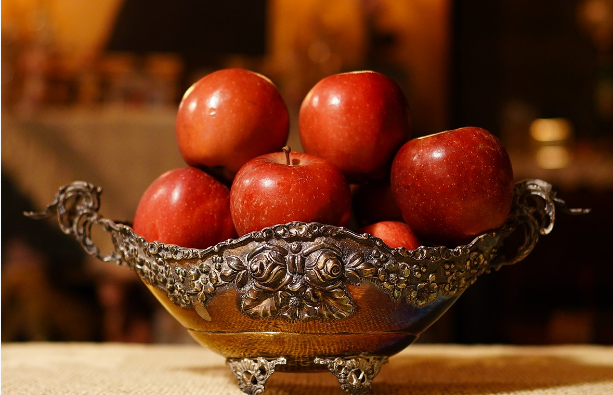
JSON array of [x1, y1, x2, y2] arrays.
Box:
[[227, 357, 286, 395], [315, 355, 388, 395], [110, 225, 503, 315], [222, 242, 358, 320], [26, 179, 568, 320]]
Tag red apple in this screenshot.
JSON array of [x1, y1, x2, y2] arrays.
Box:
[[299, 70, 410, 182], [176, 68, 290, 177], [133, 167, 236, 248], [390, 126, 514, 246], [359, 221, 420, 250], [352, 180, 404, 226], [230, 147, 352, 236]]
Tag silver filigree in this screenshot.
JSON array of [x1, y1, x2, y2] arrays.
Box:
[[221, 242, 356, 320], [25, 179, 579, 316], [227, 357, 287, 395], [24, 182, 115, 261], [315, 355, 389, 395]]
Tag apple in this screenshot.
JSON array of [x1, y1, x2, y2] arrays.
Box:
[[390, 126, 514, 246], [133, 167, 236, 248], [352, 180, 404, 226], [176, 68, 290, 177], [230, 147, 352, 236], [299, 70, 410, 182], [359, 221, 420, 250]]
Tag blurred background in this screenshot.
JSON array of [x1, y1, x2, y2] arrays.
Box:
[[2, 0, 612, 344]]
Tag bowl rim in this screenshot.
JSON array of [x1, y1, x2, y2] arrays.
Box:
[[24, 178, 570, 317]]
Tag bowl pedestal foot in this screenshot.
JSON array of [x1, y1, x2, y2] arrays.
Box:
[[315, 355, 389, 395], [226, 357, 287, 395], [226, 354, 388, 395]]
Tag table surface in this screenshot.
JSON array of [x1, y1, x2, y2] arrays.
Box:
[[2, 342, 613, 394]]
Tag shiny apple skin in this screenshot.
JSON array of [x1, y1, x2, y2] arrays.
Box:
[[390, 127, 514, 246], [230, 151, 352, 236], [176, 68, 290, 175], [359, 221, 420, 250], [133, 167, 236, 248], [299, 70, 410, 182]]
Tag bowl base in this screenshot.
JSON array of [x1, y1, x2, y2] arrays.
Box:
[[227, 354, 388, 395]]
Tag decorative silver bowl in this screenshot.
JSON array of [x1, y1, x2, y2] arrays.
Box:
[[26, 179, 585, 395]]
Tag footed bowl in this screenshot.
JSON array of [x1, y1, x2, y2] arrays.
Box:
[[27, 179, 584, 395]]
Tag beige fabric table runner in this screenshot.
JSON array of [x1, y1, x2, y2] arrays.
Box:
[[3, 342, 613, 394]]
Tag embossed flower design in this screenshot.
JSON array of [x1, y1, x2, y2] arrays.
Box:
[[304, 246, 344, 288], [222, 242, 356, 321], [345, 253, 376, 284], [377, 261, 412, 300], [406, 272, 439, 307], [247, 245, 292, 292], [192, 258, 223, 303]]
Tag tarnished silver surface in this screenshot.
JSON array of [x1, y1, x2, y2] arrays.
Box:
[[25, 179, 568, 316], [25, 178, 585, 395], [227, 357, 287, 395], [315, 355, 389, 395]]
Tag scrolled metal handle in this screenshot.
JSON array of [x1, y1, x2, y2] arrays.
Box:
[[24, 181, 123, 263], [489, 179, 589, 270]]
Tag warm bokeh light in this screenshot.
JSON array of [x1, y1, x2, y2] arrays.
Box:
[[1, 0, 123, 69], [535, 145, 572, 169], [529, 118, 573, 142]]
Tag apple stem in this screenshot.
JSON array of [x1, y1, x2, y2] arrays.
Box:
[[283, 146, 291, 166]]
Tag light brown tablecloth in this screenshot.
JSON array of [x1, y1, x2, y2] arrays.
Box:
[[2, 342, 613, 394]]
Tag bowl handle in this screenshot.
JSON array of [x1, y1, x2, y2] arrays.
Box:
[[491, 179, 590, 270], [24, 181, 123, 264]]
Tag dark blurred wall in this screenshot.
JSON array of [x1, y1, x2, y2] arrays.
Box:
[[106, 0, 268, 88], [451, 0, 605, 140], [447, 0, 613, 344]]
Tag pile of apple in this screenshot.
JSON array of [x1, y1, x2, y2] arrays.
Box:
[[133, 68, 514, 251]]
